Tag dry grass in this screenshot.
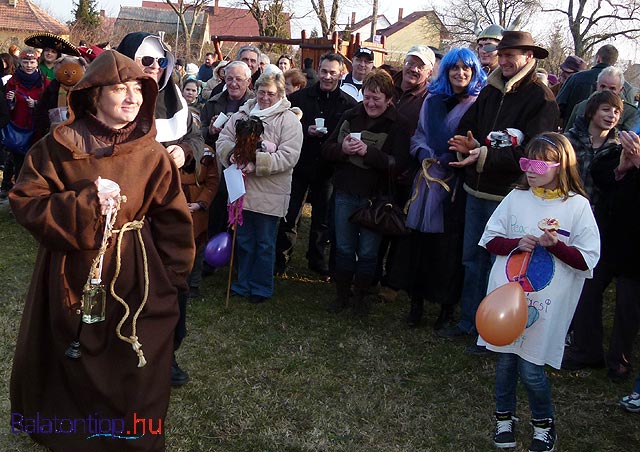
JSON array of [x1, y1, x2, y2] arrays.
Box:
[[0, 197, 638, 451]]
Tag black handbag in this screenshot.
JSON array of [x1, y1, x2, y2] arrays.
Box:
[[1, 121, 34, 155], [348, 157, 410, 237]]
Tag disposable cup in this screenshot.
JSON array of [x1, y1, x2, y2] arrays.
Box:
[[97, 178, 120, 196], [212, 112, 229, 128], [350, 132, 361, 141], [315, 118, 325, 128]]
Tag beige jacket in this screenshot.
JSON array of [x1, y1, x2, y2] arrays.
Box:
[[216, 97, 303, 217]]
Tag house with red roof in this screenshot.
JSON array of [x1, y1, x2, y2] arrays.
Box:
[[0, 0, 69, 50]]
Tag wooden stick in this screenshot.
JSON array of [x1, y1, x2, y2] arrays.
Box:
[[225, 202, 239, 308]]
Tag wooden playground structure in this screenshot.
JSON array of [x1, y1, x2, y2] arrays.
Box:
[[210, 30, 387, 70]]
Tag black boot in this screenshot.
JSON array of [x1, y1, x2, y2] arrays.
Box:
[[327, 271, 352, 313], [352, 274, 373, 317], [407, 296, 424, 327], [171, 354, 189, 387], [434, 304, 455, 331]]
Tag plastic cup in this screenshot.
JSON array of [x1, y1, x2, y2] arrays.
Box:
[[97, 178, 120, 196], [315, 118, 325, 128], [212, 112, 229, 128], [350, 132, 361, 141]]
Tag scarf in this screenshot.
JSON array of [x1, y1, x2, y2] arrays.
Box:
[[249, 99, 283, 119], [15, 66, 43, 90]]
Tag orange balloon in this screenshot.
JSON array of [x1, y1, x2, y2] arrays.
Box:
[[476, 281, 528, 346]]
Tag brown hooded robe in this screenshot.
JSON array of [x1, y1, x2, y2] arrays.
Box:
[[8, 50, 195, 452]]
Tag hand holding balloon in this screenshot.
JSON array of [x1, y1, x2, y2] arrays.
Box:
[[476, 282, 528, 346]]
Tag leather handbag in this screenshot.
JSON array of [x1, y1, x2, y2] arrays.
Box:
[[349, 195, 410, 236], [348, 156, 410, 237], [1, 121, 34, 155]]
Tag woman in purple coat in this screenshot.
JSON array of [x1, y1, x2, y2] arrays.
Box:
[[404, 48, 486, 328]]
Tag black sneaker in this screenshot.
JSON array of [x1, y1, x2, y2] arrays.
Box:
[[529, 418, 556, 452], [494, 411, 517, 449]]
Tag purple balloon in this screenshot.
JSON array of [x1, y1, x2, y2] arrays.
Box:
[[204, 232, 232, 267]]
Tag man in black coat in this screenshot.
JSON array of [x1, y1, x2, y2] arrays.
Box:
[[556, 44, 618, 123], [275, 53, 357, 276]]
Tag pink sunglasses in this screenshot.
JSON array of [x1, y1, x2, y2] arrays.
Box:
[[519, 157, 560, 175]]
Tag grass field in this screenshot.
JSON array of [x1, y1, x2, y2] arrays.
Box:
[[0, 196, 638, 452]]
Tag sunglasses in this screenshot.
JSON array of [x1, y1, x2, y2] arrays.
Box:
[[140, 56, 168, 69], [519, 158, 560, 175]]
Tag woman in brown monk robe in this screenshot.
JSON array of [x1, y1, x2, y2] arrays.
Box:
[[8, 50, 195, 452]]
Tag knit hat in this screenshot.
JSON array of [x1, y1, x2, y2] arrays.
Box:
[[185, 63, 198, 77]]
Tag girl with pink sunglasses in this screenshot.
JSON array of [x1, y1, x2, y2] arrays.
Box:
[[478, 132, 600, 452]]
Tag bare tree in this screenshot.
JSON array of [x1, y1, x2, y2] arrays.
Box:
[[439, 0, 540, 45], [543, 0, 640, 57], [164, 0, 211, 62], [539, 22, 572, 75], [310, 0, 340, 38], [240, 0, 291, 38]]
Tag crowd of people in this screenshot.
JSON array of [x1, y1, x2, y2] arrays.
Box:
[[1, 24, 639, 452]]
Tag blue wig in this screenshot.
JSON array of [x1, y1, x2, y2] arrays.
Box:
[[428, 47, 487, 97]]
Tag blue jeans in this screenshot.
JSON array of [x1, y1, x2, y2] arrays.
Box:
[[333, 191, 382, 276], [457, 195, 500, 333], [634, 373, 640, 394], [232, 210, 279, 298], [496, 353, 554, 419]]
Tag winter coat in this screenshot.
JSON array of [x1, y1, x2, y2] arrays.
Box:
[[8, 50, 195, 452], [216, 97, 303, 217], [288, 82, 357, 179], [456, 59, 560, 200], [181, 152, 220, 246], [591, 145, 640, 280], [322, 102, 412, 198], [5, 71, 49, 129], [564, 115, 620, 203], [200, 89, 254, 147]]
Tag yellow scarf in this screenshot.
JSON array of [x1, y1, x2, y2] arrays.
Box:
[[532, 187, 562, 200]]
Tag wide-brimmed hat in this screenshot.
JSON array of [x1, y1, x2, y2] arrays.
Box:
[[24, 33, 80, 57], [559, 55, 587, 73], [484, 31, 548, 59]]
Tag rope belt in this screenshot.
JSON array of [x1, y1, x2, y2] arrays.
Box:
[[405, 158, 453, 211], [111, 217, 148, 368]]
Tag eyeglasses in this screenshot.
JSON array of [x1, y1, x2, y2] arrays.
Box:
[[225, 76, 247, 84], [519, 158, 560, 175], [403, 60, 426, 72], [140, 56, 168, 69], [257, 90, 279, 99]]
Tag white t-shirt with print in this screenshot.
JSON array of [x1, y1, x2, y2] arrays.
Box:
[[478, 189, 600, 369]]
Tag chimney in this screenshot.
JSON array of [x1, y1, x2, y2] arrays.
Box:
[[8, 0, 17, 6], [215, 0, 219, 8], [398, 8, 403, 21], [100, 9, 106, 18], [351, 12, 356, 27]]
